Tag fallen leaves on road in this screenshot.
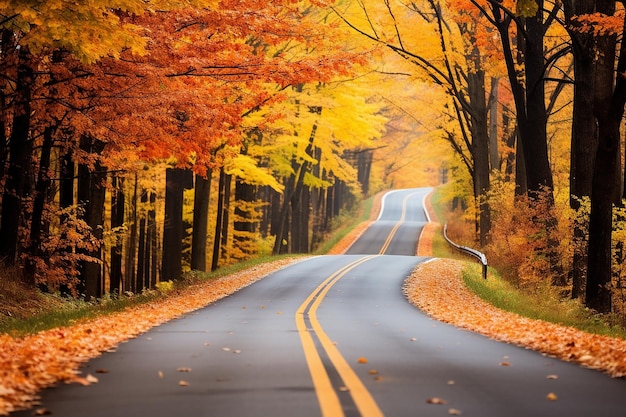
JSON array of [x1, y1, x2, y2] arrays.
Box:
[[546, 392, 558, 401], [0, 258, 300, 415], [404, 258, 626, 378], [426, 397, 447, 405]]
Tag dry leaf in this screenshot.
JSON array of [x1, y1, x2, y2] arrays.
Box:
[[85, 374, 99, 384], [338, 386, 349, 392], [158, 371, 164, 379], [499, 361, 511, 367], [546, 392, 558, 401], [546, 374, 559, 380], [357, 357, 368, 364], [177, 367, 192, 372], [222, 347, 231, 352], [368, 369, 378, 375], [447, 380, 455, 385], [71, 377, 93, 387], [426, 397, 447, 405], [95, 369, 108, 374], [34, 408, 52, 415], [178, 380, 189, 387], [448, 408, 462, 415]]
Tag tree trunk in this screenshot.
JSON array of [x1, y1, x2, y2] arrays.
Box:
[[564, 0, 596, 299], [191, 172, 212, 271], [489, 78, 500, 171], [272, 125, 317, 255], [125, 173, 139, 293], [220, 172, 232, 263], [25, 126, 55, 285], [110, 175, 124, 295], [77, 136, 107, 300], [586, 3, 626, 313], [467, 66, 491, 246], [212, 167, 227, 271], [137, 190, 148, 292], [0, 50, 34, 266], [148, 192, 158, 287], [162, 167, 192, 280]]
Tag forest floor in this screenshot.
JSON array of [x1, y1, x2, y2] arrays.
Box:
[[1, 192, 626, 415]]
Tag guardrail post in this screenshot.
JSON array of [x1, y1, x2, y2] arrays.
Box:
[[443, 224, 488, 280]]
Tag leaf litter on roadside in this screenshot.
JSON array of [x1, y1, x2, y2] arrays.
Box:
[[404, 259, 626, 378], [0, 258, 299, 416]]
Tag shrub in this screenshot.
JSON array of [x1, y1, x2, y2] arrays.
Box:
[[482, 179, 573, 290]]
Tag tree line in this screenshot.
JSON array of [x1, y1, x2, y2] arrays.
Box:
[[335, 0, 626, 315], [0, 1, 385, 299]]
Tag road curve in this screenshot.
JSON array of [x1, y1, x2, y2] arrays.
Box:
[[11, 187, 626, 417]]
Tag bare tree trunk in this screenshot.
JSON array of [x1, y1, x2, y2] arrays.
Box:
[[125, 173, 138, 293], [191, 172, 212, 271], [162, 167, 192, 280], [25, 126, 55, 285], [212, 167, 227, 271], [77, 136, 107, 300], [0, 50, 34, 266], [110, 176, 124, 295]]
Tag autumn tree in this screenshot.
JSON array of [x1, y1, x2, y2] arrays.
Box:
[[333, 0, 501, 244]]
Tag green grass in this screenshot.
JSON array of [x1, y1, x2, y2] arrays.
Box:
[[462, 263, 626, 339]]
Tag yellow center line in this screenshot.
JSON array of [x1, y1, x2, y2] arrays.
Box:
[[378, 192, 413, 254], [295, 255, 383, 417]]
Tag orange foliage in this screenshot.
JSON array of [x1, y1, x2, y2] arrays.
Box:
[[482, 180, 572, 289]]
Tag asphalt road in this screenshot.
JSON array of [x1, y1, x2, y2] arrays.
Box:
[[12, 188, 626, 416]]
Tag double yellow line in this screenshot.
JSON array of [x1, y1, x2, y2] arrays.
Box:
[[378, 192, 413, 254], [296, 190, 422, 416], [295, 255, 383, 417]]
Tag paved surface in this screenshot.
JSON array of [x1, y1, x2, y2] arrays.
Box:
[[12, 188, 626, 416]]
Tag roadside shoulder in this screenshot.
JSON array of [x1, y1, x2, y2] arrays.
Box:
[[404, 258, 626, 378]]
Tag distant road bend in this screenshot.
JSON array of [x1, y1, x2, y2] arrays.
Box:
[[13, 188, 626, 417]]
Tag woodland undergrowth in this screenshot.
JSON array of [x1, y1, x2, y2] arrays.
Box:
[[443, 179, 626, 328]]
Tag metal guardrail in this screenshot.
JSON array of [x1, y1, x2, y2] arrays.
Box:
[[443, 224, 488, 280]]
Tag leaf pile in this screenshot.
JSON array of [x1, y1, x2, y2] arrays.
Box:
[[0, 258, 299, 415], [404, 258, 626, 378]]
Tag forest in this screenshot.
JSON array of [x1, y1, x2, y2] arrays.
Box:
[[1, 0, 626, 320]]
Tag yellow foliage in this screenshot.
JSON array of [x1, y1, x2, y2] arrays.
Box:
[[155, 280, 174, 293]]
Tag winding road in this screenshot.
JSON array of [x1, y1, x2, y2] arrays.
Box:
[[13, 188, 626, 416]]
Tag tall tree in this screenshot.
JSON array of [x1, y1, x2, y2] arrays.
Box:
[[162, 168, 193, 280]]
